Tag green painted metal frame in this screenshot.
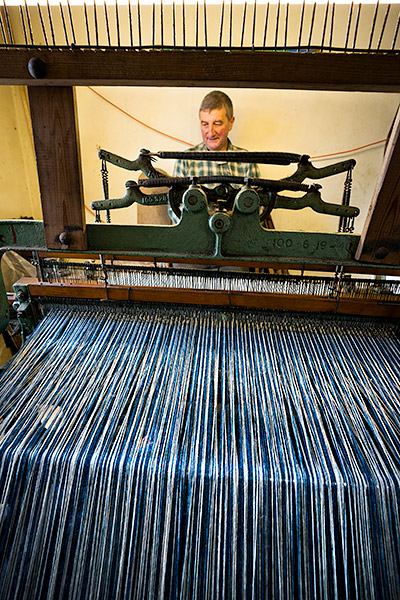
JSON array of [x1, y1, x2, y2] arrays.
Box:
[[1, 215, 358, 263], [0, 210, 394, 267], [0, 196, 398, 334], [0, 258, 9, 335]]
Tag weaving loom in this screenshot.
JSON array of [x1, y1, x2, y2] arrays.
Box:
[[1, 1, 400, 599], [1, 142, 400, 599]]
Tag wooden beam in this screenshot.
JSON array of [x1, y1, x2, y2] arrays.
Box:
[[18, 278, 400, 318], [0, 48, 399, 92], [356, 105, 400, 265], [28, 86, 87, 250]]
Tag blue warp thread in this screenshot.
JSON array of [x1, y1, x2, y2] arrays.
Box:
[[0, 304, 399, 599]]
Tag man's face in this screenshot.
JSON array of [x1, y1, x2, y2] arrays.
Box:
[[200, 107, 235, 152]]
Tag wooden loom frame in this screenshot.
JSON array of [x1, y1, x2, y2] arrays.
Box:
[[0, 47, 399, 269]]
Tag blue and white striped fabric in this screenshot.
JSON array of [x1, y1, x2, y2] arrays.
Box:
[[0, 303, 399, 599]]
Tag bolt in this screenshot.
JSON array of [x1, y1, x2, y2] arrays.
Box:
[[243, 197, 254, 208], [214, 218, 225, 230], [188, 195, 198, 206], [27, 57, 47, 79], [59, 232, 71, 246], [375, 247, 389, 260]]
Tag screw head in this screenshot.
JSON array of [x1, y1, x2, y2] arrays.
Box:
[[27, 57, 47, 79], [59, 232, 71, 246], [209, 212, 230, 234], [375, 246, 389, 260], [243, 197, 254, 208]]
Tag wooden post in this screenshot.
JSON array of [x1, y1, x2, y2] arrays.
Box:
[[28, 86, 87, 250], [355, 105, 400, 265]]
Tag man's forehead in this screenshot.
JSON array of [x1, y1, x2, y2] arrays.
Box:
[[199, 107, 228, 121]]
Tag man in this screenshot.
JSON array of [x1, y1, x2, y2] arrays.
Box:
[[173, 90, 260, 181], [171, 91, 278, 271]]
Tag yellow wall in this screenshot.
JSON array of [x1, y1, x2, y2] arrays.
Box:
[[0, 86, 41, 220], [0, 84, 399, 234]]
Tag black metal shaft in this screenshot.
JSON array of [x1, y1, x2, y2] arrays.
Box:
[[130, 175, 309, 192], [155, 151, 302, 165]]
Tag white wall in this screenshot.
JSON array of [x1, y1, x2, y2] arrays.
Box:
[[0, 84, 398, 233], [76, 85, 400, 232]]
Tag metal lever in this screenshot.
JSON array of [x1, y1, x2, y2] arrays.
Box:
[[98, 148, 161, 178], [284, 155, 357, 183], [274, 185, 360, 218]]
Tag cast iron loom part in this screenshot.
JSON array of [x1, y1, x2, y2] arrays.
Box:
[[151, 151, 302, 165]]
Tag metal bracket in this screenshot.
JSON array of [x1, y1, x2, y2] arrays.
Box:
[[92, 149, 359, 223], [12, 282, 36, 343], [91, 179, 359, 220], [0, 251, 9, 335]]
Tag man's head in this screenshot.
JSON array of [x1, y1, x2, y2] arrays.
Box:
[[199, 91, 235, 152]]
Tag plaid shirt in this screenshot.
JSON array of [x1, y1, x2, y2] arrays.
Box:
[[170, 140, 260, 222], [173, 140, 261, 179]]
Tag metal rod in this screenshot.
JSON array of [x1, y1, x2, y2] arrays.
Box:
[[104, 0, 111, 46], [0, 11, 6, 43], [204, 0, 208, 48], [152, 1, 155, 47], [172, 0, 176, 47], [298, 0, 305, 51], [32, 251, 44, 283], [241, 1, 247, 48], [115, 0, 121, 47], [263, 1, 270, 48], [94, 1, 99, 47], [320, 0, 329, 51], [229, 0, 232, 48], [219, 0, 224, 47], [182, 0, 186, 47], [352, 2, 361, 50], [128, 0, 133, 47], [67, 0, 76, 46], [1, 1, 13, 45], [19, 6, 28, 45], [60, 3, 70, 46], [37, 2, 49, 45], [196, 0, 199, 47], [137, 0, 142, 48], [368, 0, 379, 51], [154, 150, 302, 164], [160, 0, 164, 48], [274, 0, 280, 49], [308, 2, 316, 50], [344, 1, 354, 52], [392, 13, 400, 51], [377, 3, 390, 52], [251, 0, 257, 49], [46, 0, 56, 45], [24, 0, 34, 45], [284, 1, 288, 50], [329, 1, 335, 52], [84, 2, 91, 46]]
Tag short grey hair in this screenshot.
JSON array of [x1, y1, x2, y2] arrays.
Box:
[[199, 91, 234, 121]]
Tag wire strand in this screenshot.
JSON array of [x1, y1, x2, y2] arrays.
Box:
[[87, 87, 389, 163], [88, 87, 192, 146], [311, 138, 388, 159]]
